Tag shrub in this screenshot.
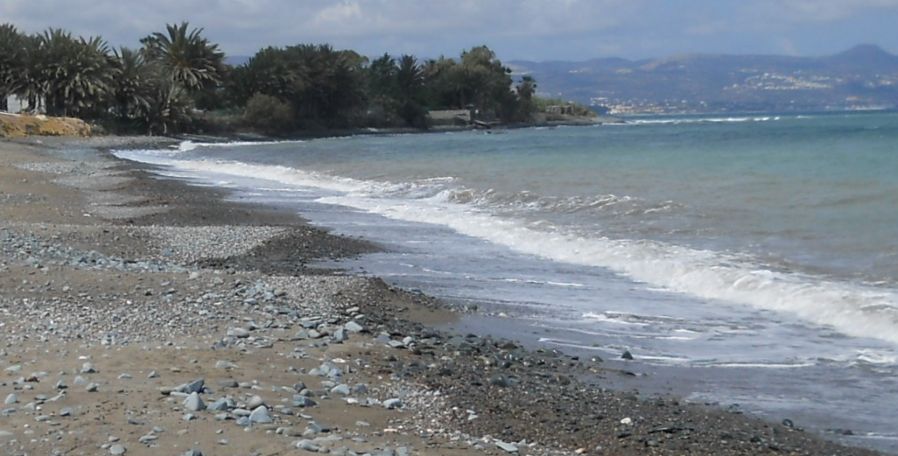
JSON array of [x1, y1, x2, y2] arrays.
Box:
[[243, 93, 294, 135]]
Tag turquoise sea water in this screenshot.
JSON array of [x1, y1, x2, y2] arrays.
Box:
[[116, 111, 898, 452]]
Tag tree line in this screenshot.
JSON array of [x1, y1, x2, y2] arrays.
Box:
[[0, 22, 541, 135]]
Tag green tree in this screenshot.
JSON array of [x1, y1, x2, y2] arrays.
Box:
[[34, 29, 118, 117], [233, 44, 367, 129], [0, 24, 26, 111], [112, 47, 152, 123], [455, 46, 517, 120], [421, 56, 460, 109], [396, 55, 427, 127], [243, 93, 294, 135], [515, 75, 537, 122], [366, 53, 400, 124], [140, 22, 225, 133]]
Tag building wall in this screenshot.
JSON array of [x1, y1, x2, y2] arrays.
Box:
[[4, 95, 26, 113], [7, 96, 25, 112]]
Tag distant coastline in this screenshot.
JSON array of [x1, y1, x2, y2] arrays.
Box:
[[510, 44, 898, 115]]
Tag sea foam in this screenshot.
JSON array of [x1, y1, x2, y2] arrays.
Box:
[[113, 146, 898, 346]]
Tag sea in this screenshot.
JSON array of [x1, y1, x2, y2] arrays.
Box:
[[114, 111, 898, 453]]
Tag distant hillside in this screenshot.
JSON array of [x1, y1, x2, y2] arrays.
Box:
[[509, 45, 898, 114]]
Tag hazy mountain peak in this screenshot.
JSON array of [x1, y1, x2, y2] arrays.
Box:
[[835, 44, 893, 58], [509, 45, 898, 114]]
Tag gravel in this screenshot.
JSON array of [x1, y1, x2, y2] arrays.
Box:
[[0, 138, 878, 456]]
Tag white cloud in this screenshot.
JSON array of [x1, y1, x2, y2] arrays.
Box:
[[0, 0, 895, 59], [759, 0, 898, 22]]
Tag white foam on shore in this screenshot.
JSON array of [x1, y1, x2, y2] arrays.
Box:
[[625, 116, 784, 126], [698, 361, 817, 369], [128, 140, 306, 157], [112, 151, 898, 347]]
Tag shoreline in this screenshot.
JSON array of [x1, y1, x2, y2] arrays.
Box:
[[0, 136, 883, 455]]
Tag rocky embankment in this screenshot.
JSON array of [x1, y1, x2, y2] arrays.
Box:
[[0, 137, 882, 456], [0, 114, 91, 138]]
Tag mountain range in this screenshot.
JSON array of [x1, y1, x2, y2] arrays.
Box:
[[508, 45, 898, 115]]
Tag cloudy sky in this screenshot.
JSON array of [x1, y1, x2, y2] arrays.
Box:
[[2, 0, 898, 61]]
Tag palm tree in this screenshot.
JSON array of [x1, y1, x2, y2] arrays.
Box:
[[141, 22, 224, 90], [33, 29, 117, 117], [140, 22, 224, 133], [396, 55, 427, 127], [17, 35, 45, 113], [69, 36, 119, 117], [112, 47, 152, 122], [396, 55, 423, 97], [0, 23, 26, 111]]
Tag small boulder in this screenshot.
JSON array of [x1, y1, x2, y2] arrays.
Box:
[[249, 405, 272, 424], [183, 392, 205, 412]]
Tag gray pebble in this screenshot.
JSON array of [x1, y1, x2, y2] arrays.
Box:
[[296, 439, 320, 451], [330, 384, 350, 396], [249, 405, 271, 424], [183, 392, 205, 411]]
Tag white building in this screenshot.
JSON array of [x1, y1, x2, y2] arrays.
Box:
[[2, 95, 26, 113]]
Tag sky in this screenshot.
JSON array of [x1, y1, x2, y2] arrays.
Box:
[[2, 0, 898, 61]]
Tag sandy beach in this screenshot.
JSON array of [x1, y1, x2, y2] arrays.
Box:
[[0, 136, 881, 456]]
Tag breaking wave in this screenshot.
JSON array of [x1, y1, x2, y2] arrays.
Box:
[[114, 144, 898, 346]]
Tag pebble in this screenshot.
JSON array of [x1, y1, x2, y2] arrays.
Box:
[[248, 405, 272, 424], [246, 395, 265, 409], [215, 360, 238, 369], [208, 398, 230, 411], [293, 396, 316, 408], [183, 392, 205, 411], [296, 439, 320, 451], [343, 321, 364, 333], [227, 328, 249, 338], [4, 394, 16, 405], [332, 328, 347, 343], [496, 440, 519, 453], [383, 398, 402, 410], [108, 444, 126, 455], [184, 379, 206, 394], [387, 340, 406, 349], [138, 434, 158, 444], [330, 384, 351, 396]]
